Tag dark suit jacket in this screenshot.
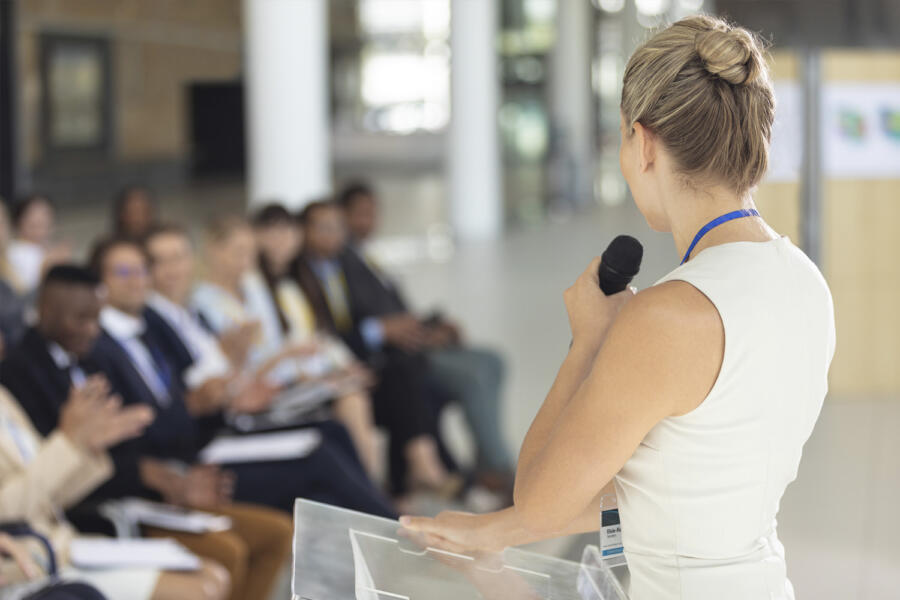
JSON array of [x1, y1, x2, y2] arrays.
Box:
[[340, 246, 409, 317], [294, 247, 413, 361], [89, 307, 222, 468], [0, 328, 76, 437], [0, 327, 149, 503], [2, 308, 223, 505]]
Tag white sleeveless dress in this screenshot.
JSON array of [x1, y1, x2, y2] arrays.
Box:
[[613, 236, 836, 599]]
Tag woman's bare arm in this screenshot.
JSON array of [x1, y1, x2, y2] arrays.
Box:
[[513, 282, 723, 535], [401, 481, 617, 552]]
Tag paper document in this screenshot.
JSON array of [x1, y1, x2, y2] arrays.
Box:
[[199, 429, 322, 464], [70, 538, 200, 571], [101, 498, 232, 534]]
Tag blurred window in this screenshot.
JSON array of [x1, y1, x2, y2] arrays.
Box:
[[40, 33, 110, 155], [356, 0, 450, 134]]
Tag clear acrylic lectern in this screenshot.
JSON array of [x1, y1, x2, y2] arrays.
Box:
[[292, 499, 630, 600]]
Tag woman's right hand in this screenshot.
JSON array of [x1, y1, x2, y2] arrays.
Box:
[[564, 257, 636, 355], [60, 376, 154, 452], [219, 321, 261, 366], [229, 376, 278, 414]]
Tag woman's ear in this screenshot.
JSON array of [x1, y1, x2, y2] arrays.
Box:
[[633, 122, 656, 174]]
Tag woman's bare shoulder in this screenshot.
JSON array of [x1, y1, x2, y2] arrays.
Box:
[[616, 280, 721, 333], [603, 280, 724, 416]]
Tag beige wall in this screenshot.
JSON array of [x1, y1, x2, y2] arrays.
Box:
[[18, 0, 243, 167], [822, 51, 900, 397]]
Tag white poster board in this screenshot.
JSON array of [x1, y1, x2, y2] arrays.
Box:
[[765, 80, 804, 183], [821, 83, 900, 179]]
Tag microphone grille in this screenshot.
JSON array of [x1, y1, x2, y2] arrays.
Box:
[[602, 235, 644, 276]]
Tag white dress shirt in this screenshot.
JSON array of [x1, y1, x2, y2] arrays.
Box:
[[147, 292, 231, 389], [99, 306, 170, 406], [46, 342, 87, 388]]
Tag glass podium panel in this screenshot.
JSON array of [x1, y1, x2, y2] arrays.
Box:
[[292, 499, 629, 600]]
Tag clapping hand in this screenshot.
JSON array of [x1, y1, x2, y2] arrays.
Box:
[[59, 376, 154, 452]]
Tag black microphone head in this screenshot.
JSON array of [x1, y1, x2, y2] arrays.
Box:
[[598, 235, 643, 295]]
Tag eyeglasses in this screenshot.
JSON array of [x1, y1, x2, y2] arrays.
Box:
[[109, 265, 148, 279]]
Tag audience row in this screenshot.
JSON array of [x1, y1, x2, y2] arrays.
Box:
[[0, 182, 512, 599]]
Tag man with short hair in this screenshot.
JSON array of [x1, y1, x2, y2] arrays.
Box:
[[297, 201, 463, 497], [337, 182, 513, 491], [0, 265, 123, 437]]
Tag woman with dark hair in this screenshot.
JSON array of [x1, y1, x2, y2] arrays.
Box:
[[111, 185, 157, 240], [6, 194, 70, 293], [251, 203, 380, 476]]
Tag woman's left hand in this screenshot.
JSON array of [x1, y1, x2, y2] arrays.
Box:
[[564, 257, 636, 355]]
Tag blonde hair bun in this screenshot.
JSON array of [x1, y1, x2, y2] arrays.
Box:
[[695, 28, 762, 86], [621, 16, 775, 193]]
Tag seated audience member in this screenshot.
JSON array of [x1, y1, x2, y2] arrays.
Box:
[[6, 195, 70, 293], [0, 367, 230, 599], [190, 216, 313, 385], [111, 185, 158, 241], [0, 265, 296, 600], [86, 238, 396, 518], [297, 201, 461, 497], [338, 182, 513, 489], [142, 224, 268, 413], [0, 203, 27, 352], [250, 206, 379, 476]]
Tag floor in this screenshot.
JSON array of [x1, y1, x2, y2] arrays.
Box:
[[55, 178, 900, 599]]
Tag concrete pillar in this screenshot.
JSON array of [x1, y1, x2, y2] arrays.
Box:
[[447, 0, 502, 240], [549, 0, 595, 209], [243, 0, 330, 210]]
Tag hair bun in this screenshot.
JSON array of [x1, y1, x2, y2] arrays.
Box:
[[695, 28, 761, 86]]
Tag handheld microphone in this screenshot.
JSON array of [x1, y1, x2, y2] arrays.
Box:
[[598, 235, 643, 295], [569, 235, 644, 349]]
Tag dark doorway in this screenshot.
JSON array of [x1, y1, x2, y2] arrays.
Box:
[[188, 81, 245, 178]]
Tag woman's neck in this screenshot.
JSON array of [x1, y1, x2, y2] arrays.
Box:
[[665, 186, 773, 263], [263, 257, 289, 280], [209, 271, 242, 298], [158, 287, 189, 308]]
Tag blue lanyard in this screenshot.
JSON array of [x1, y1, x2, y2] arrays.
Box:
[[680, 209, 760, 265]]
